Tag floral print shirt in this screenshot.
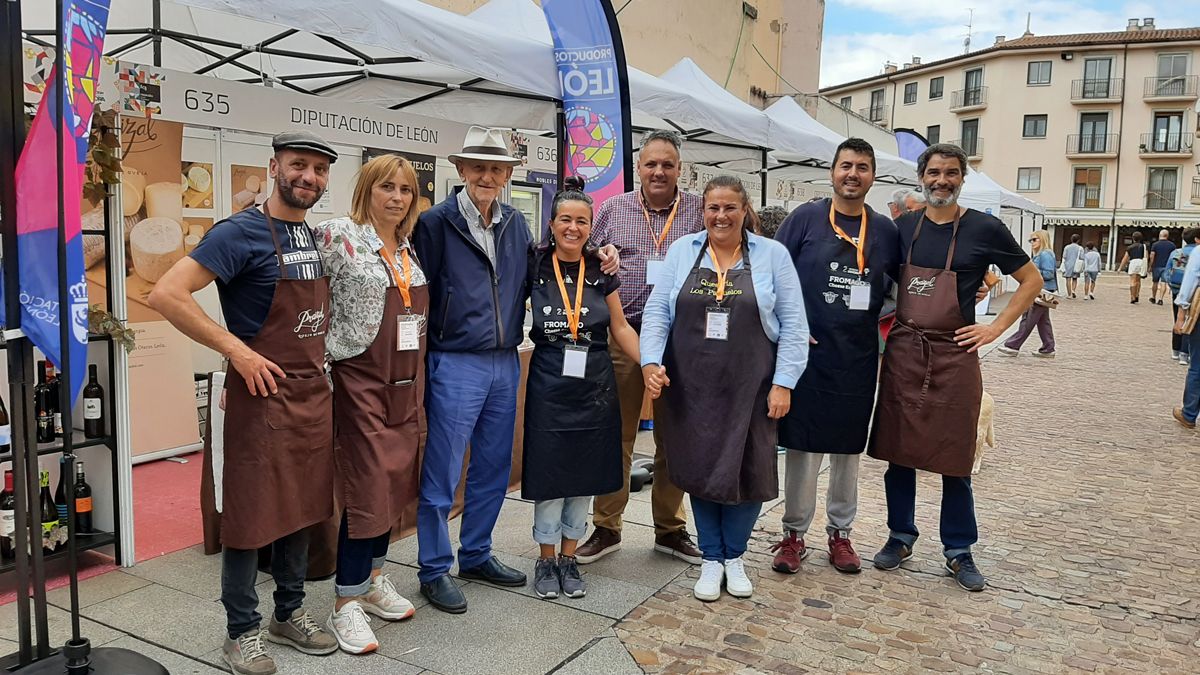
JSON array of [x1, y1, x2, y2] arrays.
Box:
[[311, 216, 428, 361]]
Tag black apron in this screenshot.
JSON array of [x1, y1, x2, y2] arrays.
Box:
[[780, 200, 886, 454], [521, 250, 622, 501], [659, 236, 778, 505]]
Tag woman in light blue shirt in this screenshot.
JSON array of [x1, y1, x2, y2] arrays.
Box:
[[640, 175, 808, 604], [1172, 228, 1200, 427]]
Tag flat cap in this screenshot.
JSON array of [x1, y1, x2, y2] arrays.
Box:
[[272, 130, 338, 163]]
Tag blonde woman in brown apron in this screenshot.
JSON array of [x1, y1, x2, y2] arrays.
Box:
[[312, 155, 428, 654], [640, 176, 809, 603], [867, 144, 1042, 593], [150, 132, 341, 673]]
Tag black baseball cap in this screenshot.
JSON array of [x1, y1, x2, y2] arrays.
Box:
[[271, 131, 338, 163]]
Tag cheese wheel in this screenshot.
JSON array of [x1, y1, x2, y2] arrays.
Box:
[[245, 175, 262, 193], [130, 217, 185, 283], [144, 182, 184, 222], [183, 233, 201, 254], [122, 180, 144, 216]]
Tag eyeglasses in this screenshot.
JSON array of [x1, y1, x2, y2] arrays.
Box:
[[1028, 239, 1038, 243]]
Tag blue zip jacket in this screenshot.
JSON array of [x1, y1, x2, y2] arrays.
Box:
[[413, 188, 532, 352]]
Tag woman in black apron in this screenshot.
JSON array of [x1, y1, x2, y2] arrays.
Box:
[[522, 176, 641, 601], [641, 176, 809, 603]]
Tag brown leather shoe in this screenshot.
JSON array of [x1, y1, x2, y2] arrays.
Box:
[[1173, 407, 1196, 429], [654, 530, 702, 564], [575, 526, 621, 564]]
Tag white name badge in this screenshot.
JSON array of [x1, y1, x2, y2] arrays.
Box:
[[645, 259, 666, 286], [562, 344, 588, 378], [705, 307, 730, 341], [849, 284, 871, 311], [397, 315, 421, 351]]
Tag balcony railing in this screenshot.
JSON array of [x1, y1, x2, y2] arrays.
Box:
[[950, 87, 988, 110], [858, 104, 889, 124], [1071, 186, 1102, 209], [1066, 133, 1120, 155], [1070, 78, 1123, 101], [946, 138, 984, 157], [1139, 132, 1193, 155], [1191, 177, 1200, 205], [1146, 190, 1177, 210], [1144, 75, 1199, 99]]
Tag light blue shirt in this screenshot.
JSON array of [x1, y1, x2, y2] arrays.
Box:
[[1175, 246, 1200, 308], [456, 187, 502, 266], [639, 230, 810, 389]]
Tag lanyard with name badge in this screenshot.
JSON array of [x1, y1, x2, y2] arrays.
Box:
[[552, 253, 589, 378], [642, 192, 680, 287], [705, 242, 740, 341], [380, 246, 421, 351], [829, 201, 871, 311]]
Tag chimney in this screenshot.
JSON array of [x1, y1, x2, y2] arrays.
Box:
[[912, 56, 921, 65], [902, 62, 913, 70], [994, 35, 1006, 46], [1127, 18, 1140, 31], [1143, 17, 1155, 30], [883, 63, 898, 74]]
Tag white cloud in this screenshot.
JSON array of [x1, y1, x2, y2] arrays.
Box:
[[820, 1, 1198, 87]]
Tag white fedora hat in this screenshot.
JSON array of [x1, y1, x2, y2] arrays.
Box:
[[448, 126, 523, 166]]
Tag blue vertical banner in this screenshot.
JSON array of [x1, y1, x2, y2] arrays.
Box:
[[541, 0, 633, 205], [893, 128, 931, 164], [11, 0, 112, 405]]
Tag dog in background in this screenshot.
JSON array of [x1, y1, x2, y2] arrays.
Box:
[[972, 391, 995, 474]]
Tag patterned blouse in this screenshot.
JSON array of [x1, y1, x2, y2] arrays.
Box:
[[311, 216, 429, 361]]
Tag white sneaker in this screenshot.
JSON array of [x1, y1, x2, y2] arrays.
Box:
[[693, 560, 723, 602], [724, 557, 753, 598], [995, 346, 1018, 357], [326, 600, 378, 655], [360, 573, 415, 621]]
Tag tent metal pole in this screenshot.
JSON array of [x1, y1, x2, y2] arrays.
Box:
[[104, 33, 153, 59], [152, 0, 161, 66], [194, 28, 299, 75], [760, 147, 768, 207]]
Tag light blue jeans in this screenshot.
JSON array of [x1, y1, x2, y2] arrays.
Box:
[[533, 497, 590, 545]]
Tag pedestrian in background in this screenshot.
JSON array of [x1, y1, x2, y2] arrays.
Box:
[[998, 230, 1056, 358], [1060, 233, 1084, 299], [757, 205, 788, 239], [1150, 229, 1177, 306], [1171, 232, 1200, 429], [1082, 242, 1101, 300], [1166, 228, 1200, 366], [1119, 231, 1148, 304]]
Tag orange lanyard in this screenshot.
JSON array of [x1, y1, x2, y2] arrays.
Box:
[[552, 253, 586, 341], [828, 201, 869, 276], [379, 246, 413, 311], [641, 192, 680, 257], [707, 243, 741, 302]]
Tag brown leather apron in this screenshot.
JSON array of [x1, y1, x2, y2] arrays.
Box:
[[201, 205, 336, 558], [659, 236, 778, 504], [868, 211, 981, 477], [332, 257, 428, 540]]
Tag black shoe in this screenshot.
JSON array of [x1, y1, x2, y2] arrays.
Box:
[[420, 574, 467, 614], [945, 553, 987, 592], [458, 556, 528, 587], [872, 538, 913, 570]]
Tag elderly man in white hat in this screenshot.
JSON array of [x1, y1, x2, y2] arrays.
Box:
[[412, 126, 617, 613]]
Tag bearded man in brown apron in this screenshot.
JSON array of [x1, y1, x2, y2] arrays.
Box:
[[150, 132, 340, 673], [867, 144, 1043, 593]]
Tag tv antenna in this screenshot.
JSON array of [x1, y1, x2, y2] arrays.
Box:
[[963, 8, 975, 53]]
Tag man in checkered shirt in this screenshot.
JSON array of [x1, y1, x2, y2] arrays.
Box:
[[575, 130, 705, 566]]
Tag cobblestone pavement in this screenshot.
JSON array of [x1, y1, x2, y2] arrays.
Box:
[[615, 274, 1200, 674]]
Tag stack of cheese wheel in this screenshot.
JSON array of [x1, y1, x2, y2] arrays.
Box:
[[130, 217, 186, 283]]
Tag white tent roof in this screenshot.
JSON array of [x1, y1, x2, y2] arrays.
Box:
[[959, 170, 1046, 215], [763, 97, 917, 182]]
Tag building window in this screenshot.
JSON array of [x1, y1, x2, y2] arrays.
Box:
[[840, 95, 852, 109], [960, 119, 980, 156], [903, 82, 917, 104], [1150, 112, 1185, 152], [929, 76, 944, 100], [1017, 167, 1042, 192], [1023, 114, 1048, 138], [963, 68, 984, 106], [868, 88, 886, 122], [1081, 57, 1114, 98], [1072, 167, 1102, 208], [1077, 112, 1110, 152], [1147, 167, 1179, 209], [1027, 61, 1052, 85], [926, 125, 940, 145], [1154, 53, 1190, 96]]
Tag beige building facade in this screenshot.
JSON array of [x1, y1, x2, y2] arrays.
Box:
[[821, 20, 1200, 267], [425, 0, 824, 105]]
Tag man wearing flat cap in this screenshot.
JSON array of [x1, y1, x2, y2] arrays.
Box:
[[413, 126, 619, 612], [151, 130, 340, 673]]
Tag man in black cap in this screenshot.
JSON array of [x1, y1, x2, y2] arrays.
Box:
[[151, 130, 340, 674]]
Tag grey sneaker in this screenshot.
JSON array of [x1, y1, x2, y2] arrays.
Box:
[[266, 609, 337, 655], [995, 346, 1018, 357], [533, 557, 560, 599], [557, 555, 587, 599], [222, 629, 277, 675]]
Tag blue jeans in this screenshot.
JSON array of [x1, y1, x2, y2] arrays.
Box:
[[417, 349, 520, 583], [883, 463, 977, 560], [1182, 329, 1200, 422], [335, 512, 390, 597], [689, 496, 762, 562], [221, 529, 307, 639], [532, 497, 590, 545]]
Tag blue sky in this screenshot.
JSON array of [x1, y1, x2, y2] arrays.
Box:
[[819, 0, 1196, 87]]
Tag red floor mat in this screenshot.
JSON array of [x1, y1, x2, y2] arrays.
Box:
[[132, 453, 204, 562]]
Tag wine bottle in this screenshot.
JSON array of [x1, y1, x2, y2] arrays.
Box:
[[34, 362, 55, 444], [39, 470, 57, 552], [54, 456, 68, 529], [83, 364, 105, 438], [74, 461, 92, 534], [0, 470, 14, 560], [46, 363, 63, 437]]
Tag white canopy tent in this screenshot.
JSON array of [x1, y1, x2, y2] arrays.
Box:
[[958, 170, 1046, 215]]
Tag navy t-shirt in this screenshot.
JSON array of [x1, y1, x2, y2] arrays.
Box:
[[190, 208, 324, 340], [1151, 239, 1177, 270]]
